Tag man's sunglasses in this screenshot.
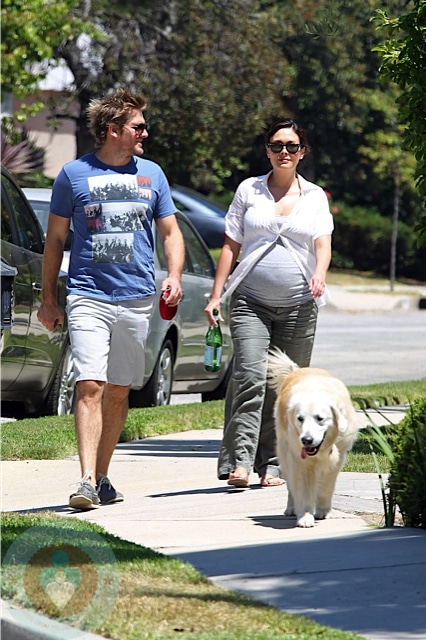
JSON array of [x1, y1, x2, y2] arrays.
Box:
[[125, 123, 148, 133], [267, 142, 301, 154]]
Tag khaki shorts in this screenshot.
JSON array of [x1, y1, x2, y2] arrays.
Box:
[[67, 294, 154, 387]]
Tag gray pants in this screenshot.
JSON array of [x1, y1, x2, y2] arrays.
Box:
[[218, 293, 318, 480]]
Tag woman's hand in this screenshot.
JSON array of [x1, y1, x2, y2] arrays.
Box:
[[204, 297, 223, 326], [311, 235, 331, 297], [309, 273, 326, 298]]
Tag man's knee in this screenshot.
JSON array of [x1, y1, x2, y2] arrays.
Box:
[[105, 383, 131, 402], [76, 379, 105, 401]]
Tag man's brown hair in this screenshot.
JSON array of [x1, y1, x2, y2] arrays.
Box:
[[87, 89, 147, 148]]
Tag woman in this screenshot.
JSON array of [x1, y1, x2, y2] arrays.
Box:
[[204, 119, 333, 488]]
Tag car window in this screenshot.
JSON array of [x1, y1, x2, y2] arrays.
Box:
[[28, 200, 50, 235], [26, 195, 74, 250], [1, 199, 13, 242], [156, 224, 191, 274], [155, 216, 215, 278], [1, 174, 42, 251], [172, 198, 187, 214], [172, 191, 218, 219], [178, 217, 215, 277], [172, 186, 227, 217]]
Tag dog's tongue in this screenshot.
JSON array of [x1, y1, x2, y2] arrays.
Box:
[[301, 448, 308, 460]]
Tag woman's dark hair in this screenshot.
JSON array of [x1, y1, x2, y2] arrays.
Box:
[[265, 119, 309, 152]]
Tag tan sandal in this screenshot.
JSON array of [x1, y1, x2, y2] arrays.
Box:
[[260, 474, 284, 487], [227, 467, 249, 488]]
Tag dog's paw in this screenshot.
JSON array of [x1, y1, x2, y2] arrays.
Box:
[[315, 508, 332, 520], [284, 508, 296, 517], [296, 513, 315, 528]]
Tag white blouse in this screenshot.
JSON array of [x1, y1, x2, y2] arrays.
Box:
[[221, 172, 334, 308]]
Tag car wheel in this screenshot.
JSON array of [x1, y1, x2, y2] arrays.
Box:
[[131, 339, 175, 407], [201, 357, 233, 402], [43, 340, 76, 416]]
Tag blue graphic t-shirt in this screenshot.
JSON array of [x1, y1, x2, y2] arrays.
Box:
[[50, 153, 176, 301]]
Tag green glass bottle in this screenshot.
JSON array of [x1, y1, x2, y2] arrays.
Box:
[[204, 310, 223, 372]]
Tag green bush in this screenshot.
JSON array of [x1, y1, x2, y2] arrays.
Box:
[[331, 202, 425, 279], [388, 398, 426, 529]]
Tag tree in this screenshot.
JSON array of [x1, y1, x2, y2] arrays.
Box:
[[1, 0, 92, 113], [242, 1, 422, 224], [374, 0, 426, 247], [1, 0, 98, 181], [356, 86, 416, 289], [41, 0, 288, 190], [265, 0, 385, 190], [239, 0, 424, 279]]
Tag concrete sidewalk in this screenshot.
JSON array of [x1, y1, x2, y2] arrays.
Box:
[[2, 408, 426, 640], [326, 283, 426, 312]]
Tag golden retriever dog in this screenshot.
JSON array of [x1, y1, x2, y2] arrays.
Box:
[[268, 349, 359, 528]]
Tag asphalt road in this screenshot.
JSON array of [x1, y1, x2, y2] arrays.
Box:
[[310, 308, 426, 386], [171, 308, 426, 405], [2, 309, 425, 417]]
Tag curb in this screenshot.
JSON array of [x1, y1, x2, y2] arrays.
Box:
[[1, 599, 104, 640], [327, 295, 422, 313], [325, 284, 426, 313]]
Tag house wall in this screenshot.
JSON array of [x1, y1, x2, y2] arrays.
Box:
[[13, 91, 77, 179]]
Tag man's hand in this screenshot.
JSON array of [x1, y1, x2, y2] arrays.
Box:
[[37, 301, 64, 331], [160, 276, 182, 307], [156, 214, 185, 308], [38, 213, 69, 330]]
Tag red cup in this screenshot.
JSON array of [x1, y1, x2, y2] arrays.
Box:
[[159, 288, 178, 320]]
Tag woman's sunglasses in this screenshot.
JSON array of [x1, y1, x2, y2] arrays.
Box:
[[267, 142, 301, 154]]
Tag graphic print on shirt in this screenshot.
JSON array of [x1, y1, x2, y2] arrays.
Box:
[[86, 173, 152, 264]]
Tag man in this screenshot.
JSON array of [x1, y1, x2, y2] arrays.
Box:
[[38, 89, 184, 510]]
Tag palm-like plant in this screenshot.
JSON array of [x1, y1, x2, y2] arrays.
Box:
[[1, 125, 45, 181]]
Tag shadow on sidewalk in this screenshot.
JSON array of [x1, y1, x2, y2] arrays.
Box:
[[172, 527, 426, 639]]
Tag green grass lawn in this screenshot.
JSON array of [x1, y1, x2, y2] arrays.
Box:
[[2, 380, 425, 472], [319, 268, 424, 289]]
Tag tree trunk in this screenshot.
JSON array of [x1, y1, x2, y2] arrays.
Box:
[[75, 89, 95, 158], [390, 163, 400, 292]]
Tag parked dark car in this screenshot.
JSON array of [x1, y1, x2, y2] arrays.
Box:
[[170, 185, 227, 249], [23, 187, 233, 409], [1, 167, 74, 417]]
